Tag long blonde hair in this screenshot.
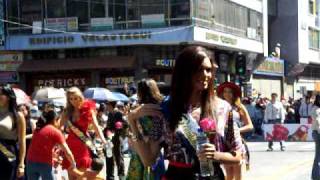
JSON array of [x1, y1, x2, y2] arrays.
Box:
[[65, 87, 84, 117]]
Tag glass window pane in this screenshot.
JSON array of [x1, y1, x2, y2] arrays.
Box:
[[47, 0, 66, 18], [115, 0, 126, 21], [91, 0, 106, 18], [171, 0, 190, 18], [67, 0, 88, 24], [7, 0, 19, 27], [21, 0, 42, 25]]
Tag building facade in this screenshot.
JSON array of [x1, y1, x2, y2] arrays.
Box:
[[1, 0, 267, 95], [268, 0, 320, 99]]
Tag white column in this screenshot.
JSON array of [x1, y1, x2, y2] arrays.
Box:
[[262, 0, 268, 57]]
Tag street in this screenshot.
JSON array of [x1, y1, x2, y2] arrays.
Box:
[[58, 142, 314, 180], [244, 142, 314, 180]]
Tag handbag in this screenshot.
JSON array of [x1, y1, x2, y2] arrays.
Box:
[[0, 141, 16, 162]]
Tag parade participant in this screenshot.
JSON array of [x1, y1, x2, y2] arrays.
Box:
[[26, 109, 80, 180], [217, 82, 253, 179], [311, 95, 320, 180], [299, 96, 313, 120], [264, 93, 286, 151], [61, 87, 107, 180], [104, 101, 128, 180], [96, 103, 108, 129], [131, 46, 244, 180], [127, 78, 165, 180], [0, 86, 26, 179]]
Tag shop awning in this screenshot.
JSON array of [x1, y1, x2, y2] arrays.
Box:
[[18, 56, 135, 72]]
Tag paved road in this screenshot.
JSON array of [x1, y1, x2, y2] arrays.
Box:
[[59, 142, 315, 180], [244, 142, 315, 180]]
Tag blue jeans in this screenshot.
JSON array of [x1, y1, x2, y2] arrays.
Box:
[[26, 161, 55, 180], [312, 131, 320, 180]]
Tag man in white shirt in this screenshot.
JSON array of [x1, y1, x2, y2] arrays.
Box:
[[264, 93, 286, 151], [299, 96, 313, 119]]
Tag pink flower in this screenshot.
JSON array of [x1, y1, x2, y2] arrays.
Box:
[[199, 118, 217, 132], [115, 121, 123, 129]]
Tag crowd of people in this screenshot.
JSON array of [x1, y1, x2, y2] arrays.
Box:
[[0, 45, 319, 180]]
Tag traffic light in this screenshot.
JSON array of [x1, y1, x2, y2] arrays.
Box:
[[236, 55, 246, 76]]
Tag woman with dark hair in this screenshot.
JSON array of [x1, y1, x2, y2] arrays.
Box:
[[311, 94, 320, 179], [0, 86, 26, 179], [26, 109, 79, 180], [127, 78, 165, 180], [165, 46, 243, 179], [217, 82, 253, 180]]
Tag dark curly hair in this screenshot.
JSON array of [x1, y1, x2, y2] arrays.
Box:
[[0, 86, 18, 121]]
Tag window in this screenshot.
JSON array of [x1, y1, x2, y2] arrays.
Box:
[[7, 0, 19, 28], [91, 0, 106, 18], [309, 28, 320, 49], [67, 0, 88, 24], [20, 0, 42, 26], [171, 0, 190, 19], [140, 0, 166, 15], [309, 0, 315, 15], [46, 0, 66, 18], [114, 0, 126, 21]]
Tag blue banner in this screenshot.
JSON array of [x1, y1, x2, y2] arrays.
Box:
[[5, 26, 194, 50]]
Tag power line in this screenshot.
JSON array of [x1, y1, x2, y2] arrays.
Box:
[[0, 18, 194, 37]]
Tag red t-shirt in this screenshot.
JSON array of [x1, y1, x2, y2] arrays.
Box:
[[27, 125, 65, 165]]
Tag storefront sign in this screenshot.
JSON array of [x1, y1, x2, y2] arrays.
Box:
[[141, 14, 165, 28], [29, 32, 152, 46], [263, 124, 312, 141], [32, 21, 42, 34], [254, 57, 284, 76], [37, 78, 87, 88], [0, 52, 23, 71], [8, 26, 194, 50], [105, 76, 134, 87], [91, 18, 114, 31], [193, 26, 264, 53], [29, 36, 75, 45], [206, 32, 237, 46], [156, 59, 175, 67], [81, 31, 151, 42], [0, 72, 18, 83], [44, 17, 78, 33]]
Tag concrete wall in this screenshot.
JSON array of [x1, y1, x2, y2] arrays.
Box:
[[268, 0, 299, 65], [298, 0, 320, 64]]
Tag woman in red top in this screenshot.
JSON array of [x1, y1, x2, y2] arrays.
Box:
[[61, 87, 107, 179], [26, 109, 77, 180]]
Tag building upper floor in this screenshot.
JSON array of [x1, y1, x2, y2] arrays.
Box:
[[268, 0, 320, 66], [6, 0, 264, 42]]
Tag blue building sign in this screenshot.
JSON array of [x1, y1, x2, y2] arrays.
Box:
[[6, 26, 194, 50]]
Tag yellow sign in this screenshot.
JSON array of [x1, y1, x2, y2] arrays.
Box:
[[255, 57, 284, 76], [205, 32, 237, 45]]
